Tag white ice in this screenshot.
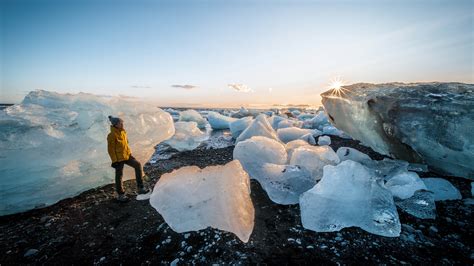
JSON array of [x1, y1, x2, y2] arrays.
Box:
[[336, 147, 372, 163], [229, 117, 253, 139], [235, 114, 280, 143], [149, 160, 254, 242], [178, 109, 207, 128], [317, 135, 331, 146], [422, 178, 462, 201], [277, 127, 320, 144], [164, 121, 209, 151], [300, 160, 401, 237], [206, 111, 237, 130], [385, 171, 427, 200], [0, 90, 175, 215], [233, 136, 287, 179], [285, 140, 310, 162], [289, 145, 340, 180]]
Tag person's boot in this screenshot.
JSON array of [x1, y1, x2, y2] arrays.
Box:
[[137, 187, 150, 195], [116, 193, 129, 202]]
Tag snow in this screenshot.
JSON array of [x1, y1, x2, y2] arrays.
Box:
[[422, 178, 462, 201], [229, 117, 253, 139], [149, 160, 254, 243], [179, 109, 207, 128], [277, 127, 319, 144], [206, 111, 236, 130], [385, 171, 427, 200], [164, 121, 209, 151], [289, 145, 340, 180], [252, 164, 315, 205], [233, 136, 287, 179], [235, 114, 280, 143], [317, 135, 331, 146], [0, 90, 175, 215], [300, 160, 401, 237]]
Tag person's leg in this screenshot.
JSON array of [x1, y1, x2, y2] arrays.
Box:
[[115, 162, 126, 194], [124, 156, 144, 189]]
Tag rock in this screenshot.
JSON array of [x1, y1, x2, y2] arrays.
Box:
[[24, 249, 38, 257], [321, 82, 474, 179]]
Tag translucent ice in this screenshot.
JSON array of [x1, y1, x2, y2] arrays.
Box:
[[299, 133, 317, 145], [236, 114, 280, 143], [164, 121, 209, 151], [385, 171, 427, 200], [277, 127, 319, 143], [289, 145, 340, 180], [229, 117, 253, 139], [233, 136, 287, 179], [285, 139, 310, 162], [422, 178, 462, 201], [149, 160, 254, 242], [300, 160, 401, 237], [276, 119, 303, 129], [394, 190, 436, 219], [317, 136, 331, 146], [206, 111, 237, 130], [179, 109, 207, 128], [336, 147, 372, 163], [0, 90, 175, 215], [321, 82, 474, 178]]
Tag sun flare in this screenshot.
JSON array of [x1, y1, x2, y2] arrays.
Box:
[[328, 77, 347, 98]]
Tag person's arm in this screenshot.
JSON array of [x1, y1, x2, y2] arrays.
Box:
[[107, 134, 118, 163]]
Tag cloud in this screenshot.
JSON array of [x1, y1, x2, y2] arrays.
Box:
[[228, 84, 253, 93], [171, 84, 198, 89], [130, 85, 151, 89]]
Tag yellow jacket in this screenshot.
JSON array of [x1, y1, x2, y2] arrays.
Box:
[[107, 126, 132, 163]]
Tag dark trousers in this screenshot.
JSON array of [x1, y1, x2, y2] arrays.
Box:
[[114, 156, 144, 194]]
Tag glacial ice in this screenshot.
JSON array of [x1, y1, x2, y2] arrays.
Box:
[[300, 160, 401, 237], [422, 178, 462, 201], [285, 139, 310, 162], [179, 109, 207, 128], [229, 117, 253, 139], [0, 90, 175, 215], [164, 121, 209, 151], [385, 171, 427, 200], [277, 127, 319, 144], [149, 160, 254, 242], [394, 190, 436, 219], [233, 136, 287, 179], [321, 82, 474, 178], [317, 136, 331, 146], [299, 133, 317, 145], [235, 114, 280, 143], [336, 147, 372, 163], [276, 119, 303, 129], [269, 115, 286, 130], [289, 145, 340, 180], [206, 111, 236, 130], [253, 164, 315, 205], [302, 111, 330, 130]]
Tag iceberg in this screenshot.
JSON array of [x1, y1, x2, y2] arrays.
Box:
[[178, 109, 207, 128], [423, 178, 462, 201], [233, 136, 287, 179], [0, 90, 175, 215], [149, 160, 254, 242], [229, 117, 253, 139], [253, 164, 315, 205], [206, 111, 237, 130], [289, 145, 340, 180], [235, 114, 280, 143], [164, 121, 209, 151], [321, 82, 474, 178], [300, 160, 401, 237], [276, 127, 320, 144]]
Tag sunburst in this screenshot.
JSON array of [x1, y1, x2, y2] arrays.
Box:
[[328, 77, 347, 98]]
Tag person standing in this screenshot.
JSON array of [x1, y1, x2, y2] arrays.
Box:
[[107, 115, 149, 201]]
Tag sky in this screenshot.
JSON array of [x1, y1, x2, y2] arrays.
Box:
[[1, 0, 473, 107]]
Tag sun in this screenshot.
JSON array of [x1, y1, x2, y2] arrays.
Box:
[[328, 77, 347, 97]]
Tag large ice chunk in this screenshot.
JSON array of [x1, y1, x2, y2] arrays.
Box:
[[253, 164, 315, 205], [300, 160, 401, 237], [0, 90, 175, 215], [179, 109, 207, 128], [164, 121, 209, 151], [233, 136, 287, 179], [385, 171, 427, 200], [321, 82, 474, 178], [207, 111, 237, 130], [235, 114, 280, 143], [285, 139, 310, 161], [336, 147, 372, 163], [229, 117, 253, 139], [394, 190, 436, 219], [289, 145, 340, 180], [277, 127, 320, 143], [149, 160, 254, 242], [422, 178, 462, 201], [317, 135, 331, 146]]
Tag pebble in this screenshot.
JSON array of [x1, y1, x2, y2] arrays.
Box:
[[24, 249, 38, 257], [170, 258, 180, 266], [184, 233, 191, 239], [429, 226, 438, 236]]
